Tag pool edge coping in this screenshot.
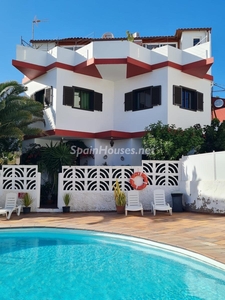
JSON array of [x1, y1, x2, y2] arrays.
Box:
[[1, 225, 225, 272]]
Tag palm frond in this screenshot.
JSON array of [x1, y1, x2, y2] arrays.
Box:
[[0, 81, 44, 141]]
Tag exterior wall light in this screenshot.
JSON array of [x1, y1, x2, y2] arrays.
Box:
[[110, 137, 114, 147]]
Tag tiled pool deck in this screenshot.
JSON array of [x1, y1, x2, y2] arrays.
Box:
[[0, 211, 225, 264]]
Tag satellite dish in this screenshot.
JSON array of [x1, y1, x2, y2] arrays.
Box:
[[214, 99, 224, 108], [102, 32, 114, 39]]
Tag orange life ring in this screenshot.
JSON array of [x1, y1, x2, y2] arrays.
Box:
[[130, 172, 148, 190]]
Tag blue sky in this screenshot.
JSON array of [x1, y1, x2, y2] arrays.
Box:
[[1, 0, 225, 97]]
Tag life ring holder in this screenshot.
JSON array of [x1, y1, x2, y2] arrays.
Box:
[[130, 172, 148, 190]]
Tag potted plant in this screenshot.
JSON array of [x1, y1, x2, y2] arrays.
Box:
[[62, 193, 71, 213], [22, 193, 33, 214], [113, 180, 126, 214]]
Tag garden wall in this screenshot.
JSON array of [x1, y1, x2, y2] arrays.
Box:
[[58, 161, 180, 212], [180, 151, 225, 213], [0, 151, 225, 214], [0, 165, 41, 212]]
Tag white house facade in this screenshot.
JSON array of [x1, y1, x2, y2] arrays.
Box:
[[12, 28, 213, 166]]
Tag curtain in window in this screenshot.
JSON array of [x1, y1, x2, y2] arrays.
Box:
[[80, 91, 89, 109]]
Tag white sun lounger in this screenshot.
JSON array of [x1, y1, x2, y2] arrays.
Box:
[[0, 192, 21, 220], [125, 191, 143, 216], [152, 189, 172, 216]]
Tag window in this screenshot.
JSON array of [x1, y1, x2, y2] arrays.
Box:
[[146, 44, 160, 50], [63, 86, 102, 111], [125, 86, 161, 111], [64, 46, 83, 51], [134, 87, 151, 110], [193, 38, 200, 46], [173, 85, 203, 111], [144, 43, 177, 50], [74, 89, 92, 110], [31, 86, 53, 107]]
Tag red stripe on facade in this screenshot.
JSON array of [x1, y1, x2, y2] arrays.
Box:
[[94, 58, 127, 65], [204, 74, 213, 80], [131, 131, 146, 138], [54, 129, 95, 138], [12, 57, 213, 81], [127, 57, 151, 70], [46, 62, 74, 72], [127, 57, 152, 78], [182, 58, 214, 78], [44, 129, 146, 139], [151, 61, 182, 71], [74, 58, 102, 78], [12, 59, 46, 80], [74, 58, 95, 70]]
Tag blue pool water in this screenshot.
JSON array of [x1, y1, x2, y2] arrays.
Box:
[[0, 228, 225, 300]]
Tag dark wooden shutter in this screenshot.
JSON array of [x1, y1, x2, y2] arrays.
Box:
[[144, 87, 152, 109], [44, 87, 52, 106], [125, 92, 133, 111], [173, 86, 182, 106], [88, 91, 94, 111], [94, 92, 102, 111], [191, 91, 198, 111], [152, 85, 161, 106], [197, 92, 203, 111], [63, 86, 74, 106]]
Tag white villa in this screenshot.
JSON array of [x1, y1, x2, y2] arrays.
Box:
[[12, 27, 213, 166]]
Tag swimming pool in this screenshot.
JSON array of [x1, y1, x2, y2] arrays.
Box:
[[0, 227, 224, 300]]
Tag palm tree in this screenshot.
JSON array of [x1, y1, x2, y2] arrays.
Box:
[[0, 81, 44, 140]]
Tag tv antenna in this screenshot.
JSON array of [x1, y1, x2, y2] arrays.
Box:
[[32, 16, 48, 40]]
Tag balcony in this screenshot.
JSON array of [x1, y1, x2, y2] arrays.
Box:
[[12, 41, 213, 81]]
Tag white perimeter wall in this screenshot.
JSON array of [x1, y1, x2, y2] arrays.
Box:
[[180, 151, 225, 213], [1, 152, 224, 214], [57, 152, 225, 214], [0, 166, 41, 212]]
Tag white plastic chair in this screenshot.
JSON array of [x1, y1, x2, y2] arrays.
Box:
[[152, 189, 172, 216], [0, 192, 21, 220], [125, 191, 143, 216]]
